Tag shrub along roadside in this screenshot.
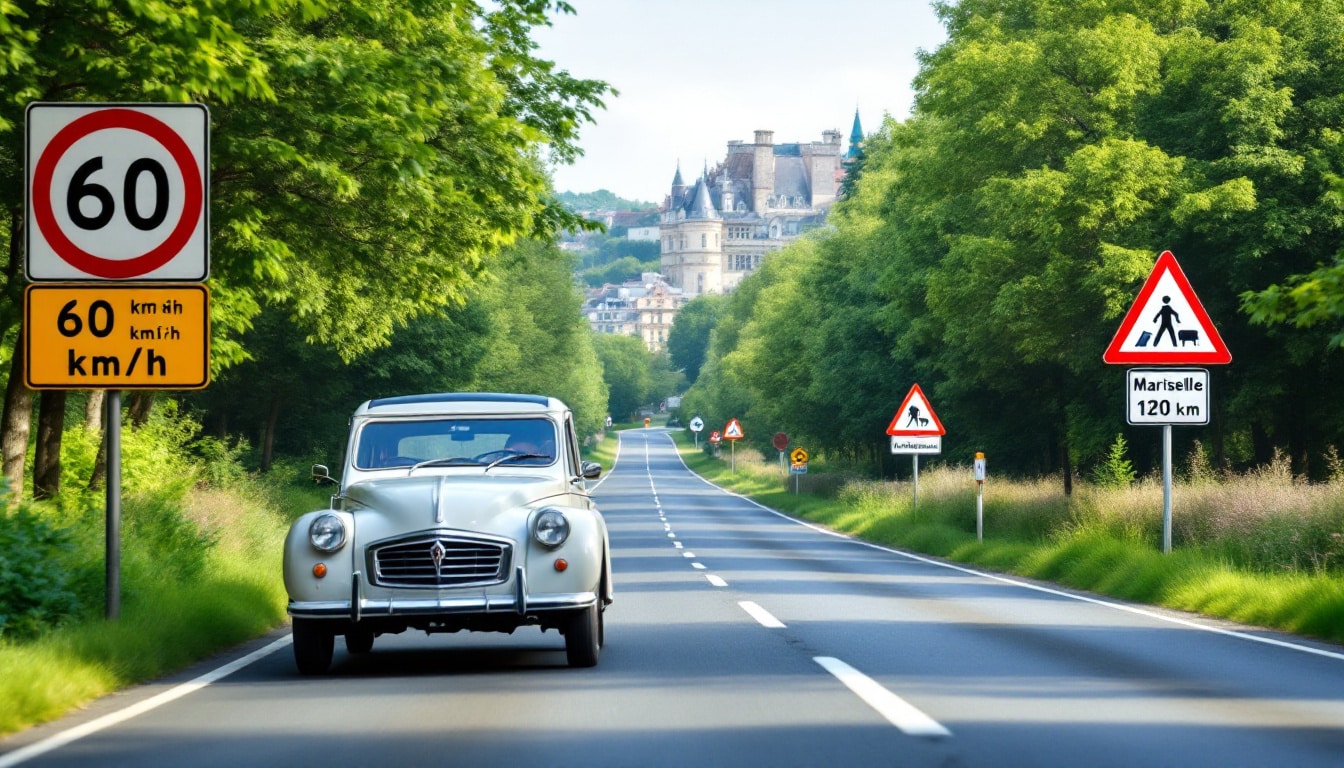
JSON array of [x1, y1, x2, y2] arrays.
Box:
[[0, 468, 325, 737], [663, 430, 1344, 647]]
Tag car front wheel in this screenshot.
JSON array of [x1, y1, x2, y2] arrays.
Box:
[[293, 618, 334, 675], [564, 603, 600, 668]]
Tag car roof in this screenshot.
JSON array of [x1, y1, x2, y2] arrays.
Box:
[[354, 392, 566, 418]]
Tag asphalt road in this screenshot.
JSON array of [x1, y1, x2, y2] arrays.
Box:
[[4, 428, 1344, 767]]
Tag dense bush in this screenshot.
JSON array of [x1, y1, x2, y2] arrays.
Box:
[[0, 502, 81, 640]]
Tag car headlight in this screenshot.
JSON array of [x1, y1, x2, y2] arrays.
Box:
[[533, 508, 570, 548], [309, 513, 347, 552]]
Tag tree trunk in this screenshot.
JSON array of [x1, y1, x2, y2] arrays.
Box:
[[128, 392, 154, 428], [1, 334, 33, 503], [34, 390, 67, 500], [85, 390, 105, 432], [88, 395, 114, 492], [261, 393, 282, 473]]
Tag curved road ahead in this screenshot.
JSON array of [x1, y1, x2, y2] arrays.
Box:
[[4, 428, 1344, 766]]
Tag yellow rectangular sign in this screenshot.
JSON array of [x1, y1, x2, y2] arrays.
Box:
[[25, 284, 209, 389]]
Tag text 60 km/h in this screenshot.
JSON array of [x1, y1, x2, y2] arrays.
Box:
[[1126, 368, 1209, 426], [24, 284, 209, 390]]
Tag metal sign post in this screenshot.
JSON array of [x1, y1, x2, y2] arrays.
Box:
[[105, 390, 121, 619], [912, 455, 919, 509], [1162, 425, 1173, 554], [974, 452, 986, 543]]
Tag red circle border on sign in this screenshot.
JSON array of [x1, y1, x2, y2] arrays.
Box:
[[31, 108, 203, 279]]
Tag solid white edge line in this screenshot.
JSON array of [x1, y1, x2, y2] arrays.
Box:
[[814, 656, 951, 738], [657, 433, 1344, 664], [707, 575, 728, 587], [0, 635, 293, 768], [739, 601, 786, 629]]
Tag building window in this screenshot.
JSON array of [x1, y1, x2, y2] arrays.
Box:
[[701, 233, 706, 248]]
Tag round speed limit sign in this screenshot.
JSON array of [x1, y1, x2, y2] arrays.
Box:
[[26, 103, 209, 281]]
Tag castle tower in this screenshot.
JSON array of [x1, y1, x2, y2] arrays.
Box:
[[752, 130, 775, 212], [847, 110, 864, 160]]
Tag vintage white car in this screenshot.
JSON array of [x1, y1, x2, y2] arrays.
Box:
[[283, 393, 612, 674]]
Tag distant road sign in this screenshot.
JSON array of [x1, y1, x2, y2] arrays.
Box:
[[773, 432, 789, 451], [689, 416, 704, 432], [790, 447, 809, 464], [26, 103, 209, 281], [887, 384, 946, 436], [709, 430, 722, 444], [1104, 251, 1230, 365], [724, 418, 744, 441], [25, 284, 209, 389]]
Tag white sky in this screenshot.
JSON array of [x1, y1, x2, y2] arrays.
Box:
[[534, 0, 949, 204]]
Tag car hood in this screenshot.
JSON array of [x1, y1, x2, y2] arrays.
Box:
[[343, 474, 566, 532]]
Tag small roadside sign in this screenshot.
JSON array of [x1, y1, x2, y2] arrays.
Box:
[[891, 435, 942, 455], [773, 432, 789, 451], [974, 452, 987, 482], [887, 383, 946, 436], [25, 283, 209, 389], [790, 447, 809, 464], [724, 418, 744, 441], [709, 430, 722, 444], [1126, 368, 1210, 425], [1103, 251, 1230, 365], [689, 416, 704, 433]]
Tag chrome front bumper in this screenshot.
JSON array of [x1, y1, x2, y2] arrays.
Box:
[[288, 568, 596, 620]]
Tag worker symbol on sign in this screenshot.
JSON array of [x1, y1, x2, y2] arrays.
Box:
[[905, 404, 928, 428], [1145, 296, 1186, 348]]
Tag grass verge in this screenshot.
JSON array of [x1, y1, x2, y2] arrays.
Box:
[[0, 475, 326, 738], [662, 429, 1344, 647]]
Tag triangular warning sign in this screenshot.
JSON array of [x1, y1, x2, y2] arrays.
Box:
[[1104, 251, 1231, 365], [723, 418, 744, 440], [887, 384, 945, 436]]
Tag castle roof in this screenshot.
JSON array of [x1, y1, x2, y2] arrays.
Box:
[[848, 109, 864, 158], [687, 177, 719, 220]]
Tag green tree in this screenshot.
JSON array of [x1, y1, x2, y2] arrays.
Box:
[[592, 333, 651, 422], [0, 0, 612, 497], [666, 294, 726, 384]]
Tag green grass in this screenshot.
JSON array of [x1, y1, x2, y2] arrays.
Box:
[[667, 430, 1344, 646], [0, 475, 312, 737]]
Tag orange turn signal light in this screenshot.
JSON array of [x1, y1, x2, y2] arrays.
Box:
[[554, 558, 568, 572], [312, 563, 328, 578]]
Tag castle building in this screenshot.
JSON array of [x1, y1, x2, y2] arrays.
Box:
[[660, 117, 859, 295]]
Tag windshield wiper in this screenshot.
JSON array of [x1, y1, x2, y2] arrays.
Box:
[[484, 453, 552, 472], [408, 456, 482, 473]]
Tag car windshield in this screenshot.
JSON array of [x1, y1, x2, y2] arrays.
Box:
[[355, 417, 557, 470]]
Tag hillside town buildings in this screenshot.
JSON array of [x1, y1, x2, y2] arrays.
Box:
[[583, 273, 687, 352], [583, 114, 863, 349]]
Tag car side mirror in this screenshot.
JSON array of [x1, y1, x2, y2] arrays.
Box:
[[581, 461, 602, 480], [311, 463, 337, 486]]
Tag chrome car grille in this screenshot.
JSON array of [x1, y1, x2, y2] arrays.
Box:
[[369, 534, 511, 589]]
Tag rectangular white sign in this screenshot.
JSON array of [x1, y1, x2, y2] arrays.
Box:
[[1126, 368, 1209, 425], [891, 436, 941, 454]]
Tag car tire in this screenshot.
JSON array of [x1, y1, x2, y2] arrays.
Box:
[[564, 603, 600, 668], [345, 628, 374, 655], [293, 618, 334, 675]]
